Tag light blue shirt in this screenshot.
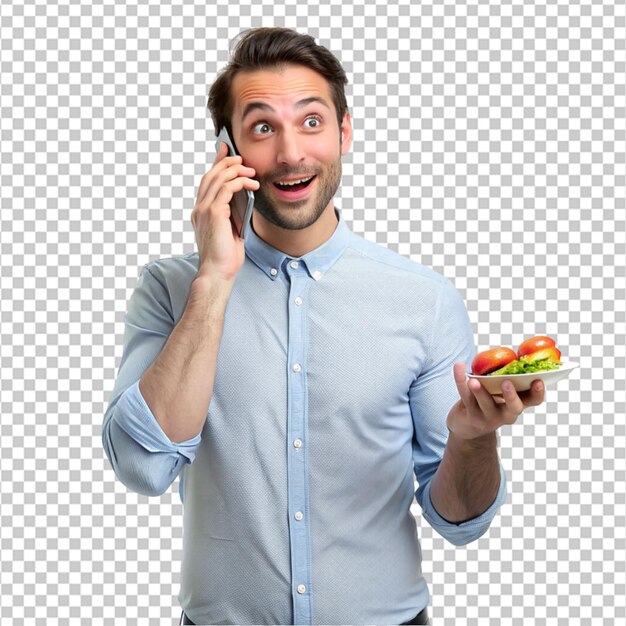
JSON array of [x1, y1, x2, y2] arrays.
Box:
[[102, 208, 506, 625]]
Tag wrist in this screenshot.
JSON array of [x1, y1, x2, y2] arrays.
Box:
[[188, 273, 235, 317], [446, 427, 497, 452], [193, 269, 235, 293]]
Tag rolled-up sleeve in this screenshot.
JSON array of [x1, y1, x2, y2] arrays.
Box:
[[102, 264, 201, 498], [410, 278, 507, 545]]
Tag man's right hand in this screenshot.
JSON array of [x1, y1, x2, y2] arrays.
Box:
[[191, 141, 260, 283]]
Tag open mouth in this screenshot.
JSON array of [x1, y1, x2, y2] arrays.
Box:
[[273, 175, 316, 192]]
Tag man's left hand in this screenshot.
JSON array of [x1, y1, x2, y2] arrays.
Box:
[[448, 362, 546, 440]]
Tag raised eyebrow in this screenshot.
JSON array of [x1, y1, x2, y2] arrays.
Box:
[[295, 96, 331, 112], [241, 97, 331, 123], [241, 102, 274, 123]]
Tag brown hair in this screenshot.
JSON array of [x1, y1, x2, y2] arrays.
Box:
[[207, 27, 349, 137]]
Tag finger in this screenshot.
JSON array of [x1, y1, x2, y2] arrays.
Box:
[[195, 153, 245, 206], [214, 175, 260, 207], [499, 379, 525, 421], [467, 376, 501, 421], [453, 362, 481, 413], [193, 161, 248, 229], [211, 163, 257, 201], [197, 161, 255, 208], [517, 380, 545, 408], [201, 141, 230, 201], [212, 139, 229, 165]]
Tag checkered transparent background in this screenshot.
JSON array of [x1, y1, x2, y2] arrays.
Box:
[[1, 0, 625, 624]]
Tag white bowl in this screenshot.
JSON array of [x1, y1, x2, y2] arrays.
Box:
[[467, 361, 579, 395]]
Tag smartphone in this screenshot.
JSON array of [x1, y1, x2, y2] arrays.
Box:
[[215, 127, 255, 240]]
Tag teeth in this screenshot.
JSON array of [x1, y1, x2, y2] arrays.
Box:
[[276, 176, 313, 186]]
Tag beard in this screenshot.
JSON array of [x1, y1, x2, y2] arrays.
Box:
[[252, 154, 342, 231]]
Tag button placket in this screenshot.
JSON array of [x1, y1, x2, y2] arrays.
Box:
[[285, 259, 312, 624]]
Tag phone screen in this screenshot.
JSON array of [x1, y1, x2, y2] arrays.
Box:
[[215, 127, 255, 239]]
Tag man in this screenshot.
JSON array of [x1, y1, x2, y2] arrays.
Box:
[[102, 27, 545, 625]]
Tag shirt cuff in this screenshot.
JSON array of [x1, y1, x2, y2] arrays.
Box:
[[112, 379, 202, 464], [420, 461, 507, 545]]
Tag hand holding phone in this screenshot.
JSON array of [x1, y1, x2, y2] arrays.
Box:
[[191, 131, 259, 283], [214, 127, 255, 240]]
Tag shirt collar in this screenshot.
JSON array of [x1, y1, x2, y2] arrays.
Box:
[[245, 207, 351, 281]]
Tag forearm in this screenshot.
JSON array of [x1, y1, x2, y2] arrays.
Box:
[[138, 273, 233, 443], [429, 430, 501, 524]]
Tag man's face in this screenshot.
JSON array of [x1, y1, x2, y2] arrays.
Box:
[[230, 65, 352, 231]]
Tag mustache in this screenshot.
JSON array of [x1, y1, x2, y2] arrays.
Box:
[[258, 168, 319, 183]]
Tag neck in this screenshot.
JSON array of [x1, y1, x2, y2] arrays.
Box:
[[251, 203, 339, 258]]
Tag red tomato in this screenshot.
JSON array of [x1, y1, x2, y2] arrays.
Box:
[[471, 347, 517, 376], [517, 335, 556, 358]]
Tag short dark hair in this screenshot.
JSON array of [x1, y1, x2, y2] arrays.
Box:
[[207, 27, 349, 137]]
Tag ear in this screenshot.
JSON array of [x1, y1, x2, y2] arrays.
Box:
[[340, 111, 353, 156]]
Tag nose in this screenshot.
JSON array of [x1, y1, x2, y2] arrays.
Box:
[[275, 129, 305, 166]]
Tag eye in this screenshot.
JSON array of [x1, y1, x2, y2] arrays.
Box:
[[252, 122, 273, 135], [304, 115, 322, 129]]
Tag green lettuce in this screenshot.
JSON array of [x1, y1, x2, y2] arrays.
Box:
[[488, 355, 561, 376]]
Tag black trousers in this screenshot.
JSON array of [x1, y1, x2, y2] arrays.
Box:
[[180, 606, 430, 625]]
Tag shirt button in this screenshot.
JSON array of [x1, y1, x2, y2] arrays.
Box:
[[292, 363, 302, 373], [290, 261, 299, 269], [297, 584, 306, 594], [313, 270, 322, 280], [295, 297, 303, 306], [295, 511, 304, 521], [294, 439, 302, 448], [270, 268, 278, 276]]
